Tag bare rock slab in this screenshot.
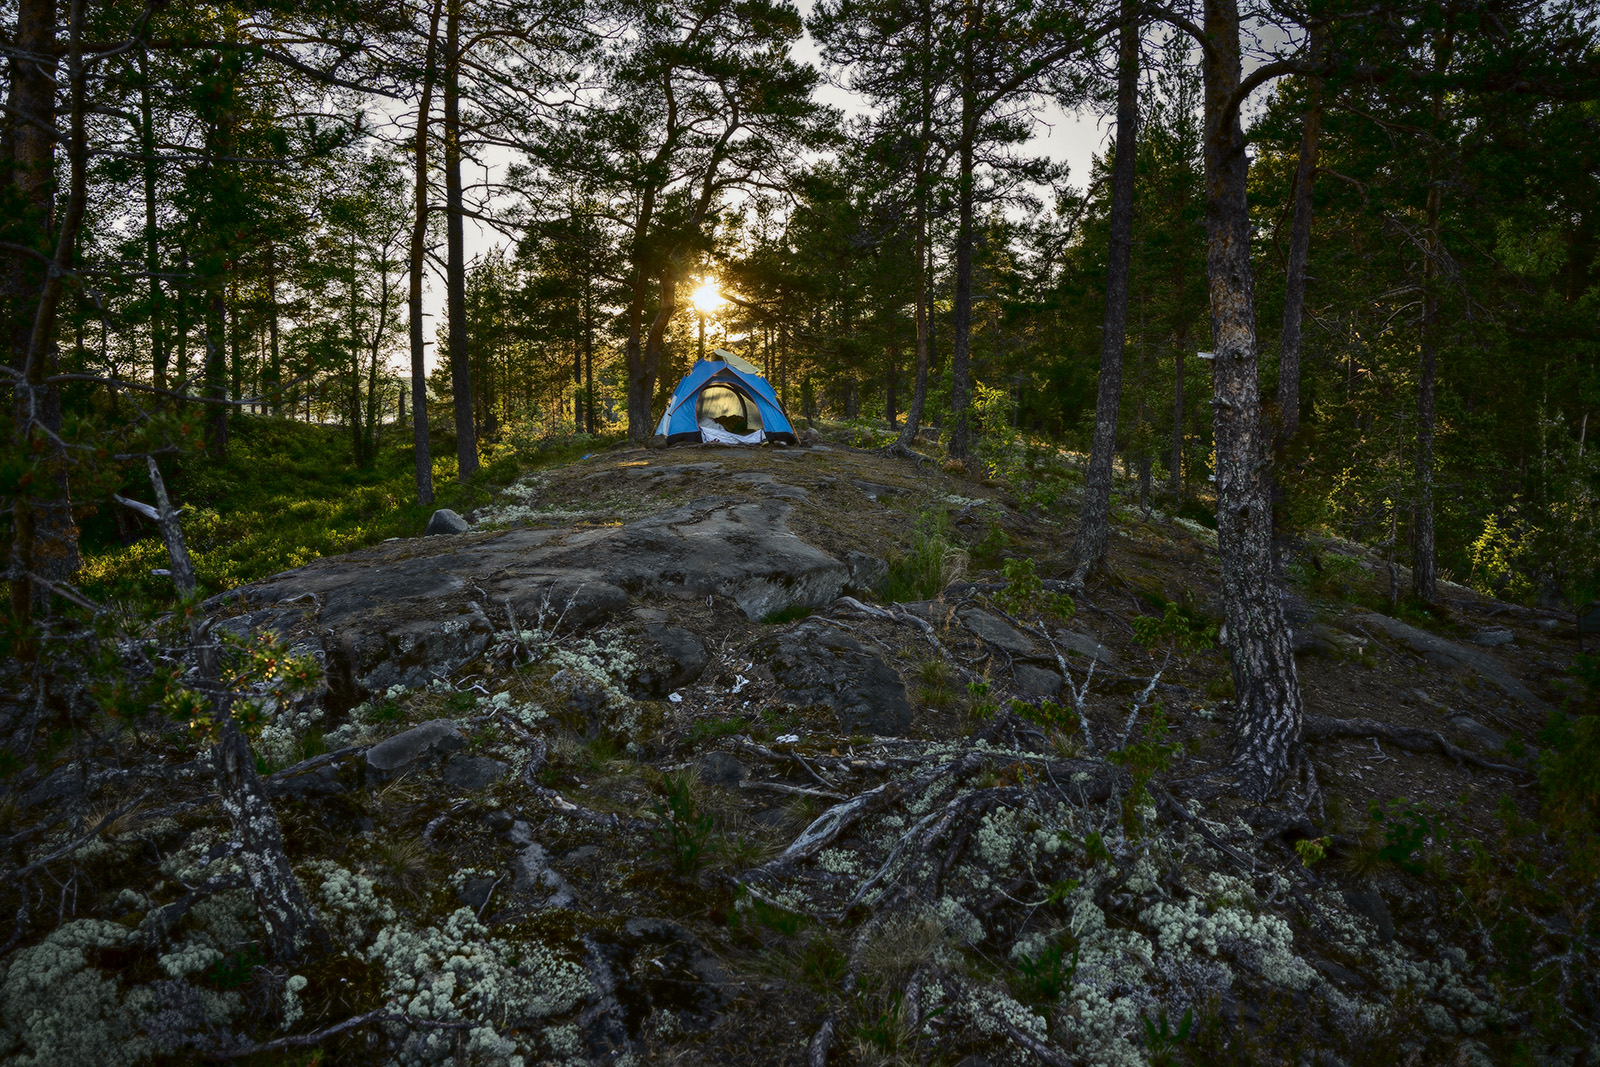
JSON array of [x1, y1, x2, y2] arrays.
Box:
[[225, 499, 848, 701], [366, 720, 466, 775], [760, 619, 914, 735], [1356, 612, 1547, 711]]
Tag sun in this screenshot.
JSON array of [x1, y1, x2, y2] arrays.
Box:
[[690, 281, 724, 314]]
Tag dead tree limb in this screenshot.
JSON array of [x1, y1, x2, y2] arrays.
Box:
[[1302, 714, 1523, 774]]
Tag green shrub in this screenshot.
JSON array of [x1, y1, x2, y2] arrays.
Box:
[[879, 509, 965, 603], [1131, 601, 1216, 652]]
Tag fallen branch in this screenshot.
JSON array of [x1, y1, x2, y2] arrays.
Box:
[[210, 1010, 475, 1059], [2, 790, 152, 885], [1303, 714, 1524, 774]]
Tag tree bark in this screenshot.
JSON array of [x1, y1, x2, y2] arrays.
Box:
[[947, 121, 976, 460], [1276, 68, 1321, 447], [205, 289, 229, 456], [7, 0, 82, 623], [1201, 0, 1303, 799], [1412, 39, 1448, 605], [407, 0, 441, 504], [1071, 0, 1140, 581], [139, 58, 167, 392], [1170, 337, 1185, 497], [266, 240, 282, 416], [141, 459, 326, 962], [443, 0, 478, 480], [894, 0, 935, 451]]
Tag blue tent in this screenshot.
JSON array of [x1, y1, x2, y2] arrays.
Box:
[[654, 351, 797, 446]]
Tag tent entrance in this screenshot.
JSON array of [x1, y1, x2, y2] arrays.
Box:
[[696, 382, 765, 436]]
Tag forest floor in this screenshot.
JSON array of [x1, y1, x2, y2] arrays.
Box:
[[4, 421, 1596, 1067]]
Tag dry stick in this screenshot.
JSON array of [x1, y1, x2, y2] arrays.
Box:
[[739, 780, 846, 801], [212, 1011, 475, 1059], [753, 752, 987, 879], [998, 1017, 1072, 1066], [1302, 714, 1524, 775], [1, 790, 152, 885]]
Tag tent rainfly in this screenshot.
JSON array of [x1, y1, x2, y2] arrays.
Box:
[[654, 350, 798, 446]]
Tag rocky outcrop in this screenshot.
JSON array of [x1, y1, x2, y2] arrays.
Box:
[[1356, 612, 1548, 711], [759, 619, 914, 736], [219, 498, 850, 701]]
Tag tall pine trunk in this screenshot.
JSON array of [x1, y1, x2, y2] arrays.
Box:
[[444, 0, 478, 480], [1201, 0, 1303, 799], [408, 0, 441, 503], [947, 123, 976, 460], [7, 0, 82, 624], [1071, 0, 1140, 581], [1276, 63, 1320, 447], [894, 0, 935, 451], [1412, 39, 1448, 605]]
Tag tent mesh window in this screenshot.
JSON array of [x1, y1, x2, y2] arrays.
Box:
[[696, 383, 764, 435]]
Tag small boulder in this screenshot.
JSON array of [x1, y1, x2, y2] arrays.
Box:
[[1012, 665, 1062, 700], [423, 508, 470, 536], [1446, 713, 1506, 752], [959, 608, 1037, 656], [695, 751, 748, 788], [1343, 888, 1394, 943], [844, 551, 889, 595], [1054, 629, 1118, 665], [366, 720, 466, 775], [511, 842, 578, 908], [627, 626, 709, 698], [457, 876, 499, 912], [1469, 627, 1514, 648], [762, 619, 914, 735], [442, 755, 509, 791]]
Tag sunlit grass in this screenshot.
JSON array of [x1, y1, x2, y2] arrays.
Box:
[[79, 415, 616, 605]]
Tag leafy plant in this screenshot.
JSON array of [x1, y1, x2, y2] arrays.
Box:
[[1132, 601, 1216, 652], [994, 557, 1073, 619], [1294, 835, 1331, 868], [651, 771, 715, 876], [207, 945, 266, 990], [1370, 799, 1440, 875], [1141, 1006, 1193, 1064], [1014, 942, 1078, 1002]]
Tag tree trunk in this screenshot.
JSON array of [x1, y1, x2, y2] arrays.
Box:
[[141, 459, 326, 961], [637, 268, 677, 429], [886, 337, 899, 430], [139, 59, 167, 392], [205, 288, 229, 456], [407, 0, 441, 504], [1413, 180, 1440, 604], [894, 0, 935, 451], [1170, 337, 1185, 497], [1201, 0, 1304, 800], [444, 0, 477, 480], [1071, 0, 1139, 581], [1412, 42, 1448, 605], [583, 274, 596, 435], [1276, 66, 1321, 447], [947, 125, 976, 461], [266, 241, 282, 416], [7, 0, 83, 624]]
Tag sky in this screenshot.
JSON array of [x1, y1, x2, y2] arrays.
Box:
[[417, 7, 1112, 375]]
